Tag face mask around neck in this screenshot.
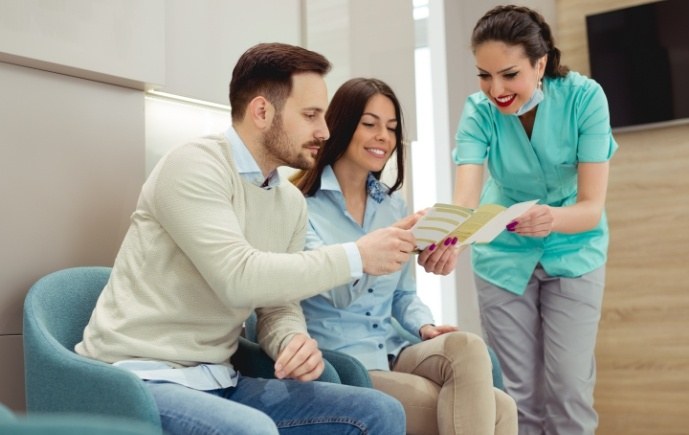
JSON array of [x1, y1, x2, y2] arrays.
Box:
[[513, 84, 544, 117]]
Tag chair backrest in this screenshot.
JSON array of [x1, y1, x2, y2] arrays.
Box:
[[23, 267, 161, 432], [26, 266, 110, 351]]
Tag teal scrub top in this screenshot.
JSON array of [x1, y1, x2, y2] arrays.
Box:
[[452, 71, 618, 295]]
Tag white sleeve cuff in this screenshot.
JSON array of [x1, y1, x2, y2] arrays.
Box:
[[342, 242, 363, 280]]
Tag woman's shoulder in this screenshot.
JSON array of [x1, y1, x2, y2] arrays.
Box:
[[460, 91, 497, 127], [465, 90, 494, 109], [549, 71, 604, 95], [547, 71, 609, 113]]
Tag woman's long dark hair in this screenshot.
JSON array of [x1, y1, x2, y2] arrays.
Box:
[[294, 78, 405, 197]]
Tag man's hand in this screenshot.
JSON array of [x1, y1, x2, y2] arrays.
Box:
[[274, 333, 324, 382], [356, 226, 416, 276], [391, 210, 425, 230], [417, 238, 463, 275], [420, 324, 458, 341]]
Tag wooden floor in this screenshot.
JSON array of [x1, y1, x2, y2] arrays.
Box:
[[557, 1, 689, 433]]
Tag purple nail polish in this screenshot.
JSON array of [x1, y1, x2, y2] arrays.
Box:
[[451, 237, 458, 245], [428, 244, 436, 251], [444, 238, 451, 246], [506, 221, 518, 231]]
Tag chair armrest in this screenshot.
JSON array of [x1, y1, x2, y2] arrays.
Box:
[[321, 349, 372, 388], [233, 337, 341, 384], [0, 414, 160, 435], [232, 336, 280, 379], [22, 324, 161, 430]]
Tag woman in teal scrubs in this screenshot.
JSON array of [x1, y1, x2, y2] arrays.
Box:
[[453, 6, 617, 435]]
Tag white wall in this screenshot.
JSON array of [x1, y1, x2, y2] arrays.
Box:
[[162, 0, 302, 105], [0, 0, 165, 89], [305, 0, 417, 140]]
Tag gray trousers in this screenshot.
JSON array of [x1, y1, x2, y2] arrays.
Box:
[[475, 265, 605, 435]]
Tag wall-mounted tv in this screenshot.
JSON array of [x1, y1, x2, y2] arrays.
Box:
[[585, 0, 689, 131]]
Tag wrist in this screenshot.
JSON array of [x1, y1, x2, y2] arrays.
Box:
[[418, 323, 435, 337]]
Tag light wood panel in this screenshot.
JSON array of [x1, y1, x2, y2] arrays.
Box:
[[558, 1, 689, 433], [599, 126, 689, 435]]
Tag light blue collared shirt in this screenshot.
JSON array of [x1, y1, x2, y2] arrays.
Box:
[[225, 126, 281, 189], [301, 165, 434, 371]]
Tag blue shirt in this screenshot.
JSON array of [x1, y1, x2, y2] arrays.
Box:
[[225, 126, 281, 188], [301, 165, 434, 371], [453, 71, 618, 294]]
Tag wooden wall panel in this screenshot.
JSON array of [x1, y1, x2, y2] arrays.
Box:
[[558, 1, 689, 433]]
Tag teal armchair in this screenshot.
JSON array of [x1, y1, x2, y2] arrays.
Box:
[[23, 267, 162, 432], [22, 266, 343, 433]]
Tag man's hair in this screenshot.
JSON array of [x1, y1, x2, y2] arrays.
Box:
[[229, 42, 332, 122]]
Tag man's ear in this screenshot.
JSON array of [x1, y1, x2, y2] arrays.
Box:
[[247, 96, 274, 130]]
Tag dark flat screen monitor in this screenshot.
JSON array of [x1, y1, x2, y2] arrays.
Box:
[[585, 0, 689, 130]]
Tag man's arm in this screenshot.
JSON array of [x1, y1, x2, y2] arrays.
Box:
[[151, 143, 416, 308], [255, 303, 324, 381]]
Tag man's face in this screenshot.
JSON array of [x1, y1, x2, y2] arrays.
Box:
[[261, 72, 329, 170]]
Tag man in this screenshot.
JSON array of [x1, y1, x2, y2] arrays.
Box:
[[76, 43, 414, 434]]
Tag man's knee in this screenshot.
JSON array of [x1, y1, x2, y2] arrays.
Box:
[[359, 388, 406, 432], [366, 387, 405, 415]]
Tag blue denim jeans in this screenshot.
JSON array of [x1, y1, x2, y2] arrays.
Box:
[[146, 374, 405, 435]]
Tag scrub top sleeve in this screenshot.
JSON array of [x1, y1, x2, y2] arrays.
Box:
[[577, 81, 618, 162], [453, 96, 491, 165]]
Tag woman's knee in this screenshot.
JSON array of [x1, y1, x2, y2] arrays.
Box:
[[494, 388, 518, 435], [441, 331, 491, 367]]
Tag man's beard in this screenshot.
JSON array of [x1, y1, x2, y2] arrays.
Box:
[[262, 113, 319, 170]]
